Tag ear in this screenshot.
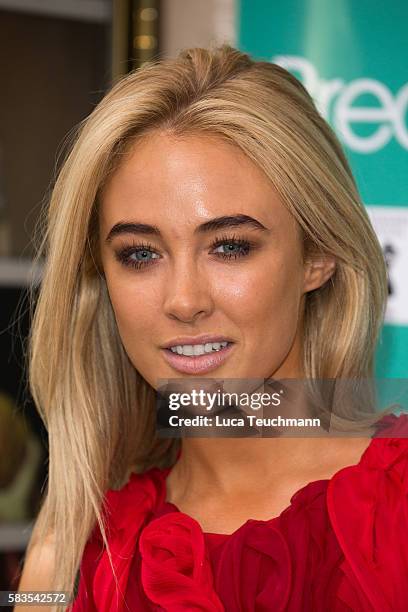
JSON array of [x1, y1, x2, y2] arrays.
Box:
[[303, 253, 336, 293]]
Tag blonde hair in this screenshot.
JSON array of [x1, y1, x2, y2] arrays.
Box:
[[25, 44, 390, 606]]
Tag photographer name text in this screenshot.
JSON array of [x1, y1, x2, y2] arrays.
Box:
[[168, 414, 321, 428]]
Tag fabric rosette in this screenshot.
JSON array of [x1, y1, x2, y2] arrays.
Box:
[[212, 519, 292, 611], [139, 511, 225, 611]]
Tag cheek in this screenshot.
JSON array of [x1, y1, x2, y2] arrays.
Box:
[[214, 257, 303, 334], [105, 275, 159, 346], [106, 277, 161, 381]]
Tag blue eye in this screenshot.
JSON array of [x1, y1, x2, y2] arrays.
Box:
[[211, 236, 252, 259], [129, 248, 159, 263], [115, 243, 160, 269], [115, 234, 256, 270]]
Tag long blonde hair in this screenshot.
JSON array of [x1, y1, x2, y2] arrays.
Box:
[[25, 44, 390, 605]]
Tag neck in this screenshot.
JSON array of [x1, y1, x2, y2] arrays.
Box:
[[166, 427, 375, 506]]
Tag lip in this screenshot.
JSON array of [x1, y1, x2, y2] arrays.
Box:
[[161, 342, 235, 374], [161, 334, 234, 349]]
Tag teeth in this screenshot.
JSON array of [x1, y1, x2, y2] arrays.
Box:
[[169, 341, 229, 356]]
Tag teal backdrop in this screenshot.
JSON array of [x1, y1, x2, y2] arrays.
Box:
[[238, 0, 408, 377]]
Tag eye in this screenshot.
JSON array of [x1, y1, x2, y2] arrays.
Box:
[[210, 233, 256, 260], [114, 242, 160, 270]]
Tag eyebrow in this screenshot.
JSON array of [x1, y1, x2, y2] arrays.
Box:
[[105, 214, 270, 243]]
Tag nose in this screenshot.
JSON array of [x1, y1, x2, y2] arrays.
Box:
[[162, 257, 214, 323]]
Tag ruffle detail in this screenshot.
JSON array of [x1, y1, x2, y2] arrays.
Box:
[[139, 512, 224, 610], [327, 413, 408, 611], [71, 412, 408, 611], [210, 519, 292, 611]]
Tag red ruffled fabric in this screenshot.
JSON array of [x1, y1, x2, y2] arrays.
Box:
[[70, 412, 408, 611]]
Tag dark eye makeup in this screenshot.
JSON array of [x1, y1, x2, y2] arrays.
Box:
[[113, 233, 259, 271]]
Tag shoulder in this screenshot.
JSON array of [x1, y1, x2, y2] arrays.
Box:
[[78, 466, 167, 551], [363, 411, 408, 473], [327, 412, 408, 606], [17, 531, 56, 611], [102, 466, 167, 531], [328, 412, 408, 505], [71, 466, 167, 610], [19, 531, 56, 585]]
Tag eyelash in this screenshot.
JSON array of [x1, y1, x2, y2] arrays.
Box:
[[114, 233, 257, 270]]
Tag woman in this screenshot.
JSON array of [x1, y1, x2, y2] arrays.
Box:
[[18, 45, 408, 611]]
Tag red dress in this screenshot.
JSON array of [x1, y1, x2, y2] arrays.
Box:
[[70, 413, 408, 611]]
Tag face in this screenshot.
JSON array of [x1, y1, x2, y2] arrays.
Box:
[[99, 131, 334, 390]]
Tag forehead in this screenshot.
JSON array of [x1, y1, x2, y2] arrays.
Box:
[[99, 131, 294, 235]]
